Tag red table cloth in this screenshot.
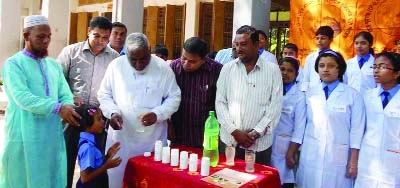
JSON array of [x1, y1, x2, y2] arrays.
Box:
[[123, 146, 281, 188]]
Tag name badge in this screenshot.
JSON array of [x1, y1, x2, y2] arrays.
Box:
[[282, 106, 293, 114], [330, 105, 346, 113], [387, 111, 400, 118]]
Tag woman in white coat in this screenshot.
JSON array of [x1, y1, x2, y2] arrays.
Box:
[[345, 31, 377, 93], [355, 52, 400, 188], [271, 57, 306, 188], [296, 51, 366, 188]]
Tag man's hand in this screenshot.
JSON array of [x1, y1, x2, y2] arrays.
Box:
[[231, 129, 255, 148], [73, 97, 84, 106], [59, 104, 81, 126], [140, 112, 157, 126], [110, 113, 123, 130]]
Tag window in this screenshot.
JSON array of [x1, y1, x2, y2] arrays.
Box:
[[199, 3, 213, 51], [156, 7, 166, 45], [173, 6, 185, 59], [223, 2, 234, 48]]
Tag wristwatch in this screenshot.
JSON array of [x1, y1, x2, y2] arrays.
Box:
[[250, 129, 261, 139]]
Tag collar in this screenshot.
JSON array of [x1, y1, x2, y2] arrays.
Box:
[[379, 84, 400, 97], [357, 53, 371, 62], [83, 40, 111, 55], [107, 43, 127, 55], [79, 132, 96, 145], [322, 80, 340, 92], [284, 82, 295, 94], [318, 48, 331, 54], [236, 55, 263, 70], [175, 57, 213, 74], [22, 49, 45, 60], [258, 48, 264, 55]]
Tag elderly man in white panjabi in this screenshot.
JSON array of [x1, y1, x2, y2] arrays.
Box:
[[97, 33, 181, 187]]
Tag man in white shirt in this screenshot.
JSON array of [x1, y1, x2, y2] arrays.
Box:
[[216, 25, 283, 165], [301, 26, 334, 91], [97, 33, 181, 187], [256, 30, 278, 64], [215, 42, 238, 65]]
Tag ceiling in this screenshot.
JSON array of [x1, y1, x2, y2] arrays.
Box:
[[271, 0, 290, 11]]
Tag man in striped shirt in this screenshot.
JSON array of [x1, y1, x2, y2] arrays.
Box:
[[216, 25, 282, 165], [170, 37, 223, 148]]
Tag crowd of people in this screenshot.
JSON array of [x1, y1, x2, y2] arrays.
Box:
[[0, 14, 399, 188]]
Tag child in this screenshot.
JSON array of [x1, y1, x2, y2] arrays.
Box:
[[301, 26, 334, 91], [282, 43, 303, 83], [75, 104, 122, 188], [345, 31, 376, 93], [296, 51, 365, 188], [271, 57, 306, 188], [355, 52, 400, 188]]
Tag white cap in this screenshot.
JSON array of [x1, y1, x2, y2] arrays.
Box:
[[24, 15, 48, 29], [144, 152, 151, 157]]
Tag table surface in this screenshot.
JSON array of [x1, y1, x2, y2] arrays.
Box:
[[123, 146, 281, 188]]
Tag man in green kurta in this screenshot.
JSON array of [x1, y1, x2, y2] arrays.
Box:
[[0, 15, 80, 188]]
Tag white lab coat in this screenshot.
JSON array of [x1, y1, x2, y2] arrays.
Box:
[[260, 50, 278, 64], [271, 84, 306, 184], [355, 86, 400, 188], [300, 51, 320, 91], [344, 55, 376, 93], [97, 55, 181, 188], [296, 83, 365, 188]]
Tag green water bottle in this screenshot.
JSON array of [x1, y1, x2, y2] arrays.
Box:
[[203, 111, 220, 167]]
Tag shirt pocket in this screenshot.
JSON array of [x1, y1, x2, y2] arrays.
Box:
[[134, 83, 163, 109], [274, 135, 291, 156]]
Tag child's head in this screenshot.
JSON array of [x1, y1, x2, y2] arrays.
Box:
[[373, 52, 400, 85], [282, 43, 298, 58], [279, 57, 300, 84], [315, 50, 346, 83], [315, 26, 334, 50], [74, 104, 104, 134], [354, 31, 374, 56]]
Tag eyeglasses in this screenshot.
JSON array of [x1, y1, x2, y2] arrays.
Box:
[[370, 65, 395, 71]]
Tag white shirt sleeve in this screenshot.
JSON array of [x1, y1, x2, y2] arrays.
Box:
[[97, 59, 121, 119], [151, 66, 181, 122]]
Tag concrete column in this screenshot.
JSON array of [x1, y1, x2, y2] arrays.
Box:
[[184, 0, 199, 40], [41, 0, 70, 58], [232, 0, 271, 35], [112, 0, 144, 33], [0, 0, 21, 68]]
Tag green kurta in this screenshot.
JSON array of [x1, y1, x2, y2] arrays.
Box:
[[0, 51, 73, 188]]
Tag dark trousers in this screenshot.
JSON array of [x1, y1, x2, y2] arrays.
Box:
[[219, 141, 272, 166], [65, 119, 109, 188]]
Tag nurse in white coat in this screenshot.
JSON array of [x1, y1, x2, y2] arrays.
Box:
[[355, 52, 400, 188], [297, 51, 365, 188], [97, 33, 181, 188], [301, 26, 334, 91], [345, 31, 376, 93], [271, 57, 306, 188]]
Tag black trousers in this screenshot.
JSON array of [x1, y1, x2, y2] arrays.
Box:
[[65, 119, 109, 188], [219, 141, 272, 166]]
